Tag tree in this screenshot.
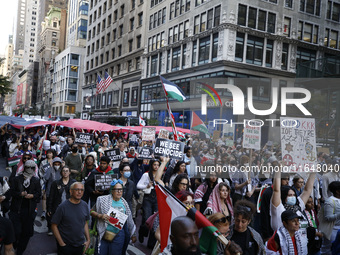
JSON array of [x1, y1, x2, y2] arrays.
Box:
[[0, 58, 13, 95]]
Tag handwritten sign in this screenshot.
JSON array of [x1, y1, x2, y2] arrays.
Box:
[[105, 149, 124, 162], [75, 133, 93, 145], [158, 129, 170, 139], [142, 127, 156, 141], [243, 120, 261, 150], [154, 138, 184, 160], [137, 147, 154, 159], [94, 174, 118, 191], [280, 117, 317, 171], [107, 207, 128, 231]]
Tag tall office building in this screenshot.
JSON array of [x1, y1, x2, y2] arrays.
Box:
[[14, 0, 26, 55], [82, 0, 147, 120]]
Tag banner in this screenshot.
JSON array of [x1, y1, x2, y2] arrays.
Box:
[[223, 124, 235, 147], [75, 133, 94, 145], [243, 120, 261, 150], [105, 149, 124, 162], [94, 174, 118, 190], [212, 131, 221, 142], [142, 127, 156, 141], [158, 129, 170, 139], [280, 117, 317, 170], [154, 138, 185, 160], [137, 147, 154, 159]]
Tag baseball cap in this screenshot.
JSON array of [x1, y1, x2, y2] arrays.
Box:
[[281, 210, 303, 222]]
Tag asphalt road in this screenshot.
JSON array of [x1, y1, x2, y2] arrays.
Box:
[[0, 155, 152, 255]]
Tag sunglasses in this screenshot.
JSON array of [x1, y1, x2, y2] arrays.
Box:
[[213, 216, 231, 225], [23, 157, 31, 160]]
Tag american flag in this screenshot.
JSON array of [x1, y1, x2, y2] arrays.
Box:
[[103, 72, 113, 92], [96, 75, 105, 94]]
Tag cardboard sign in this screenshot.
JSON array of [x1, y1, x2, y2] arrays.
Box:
[[243, 120, 261, 150], [142, 127, 156, 141], [75, 133, 93, 145], [212, 131, 221, 142], [154, 138, 184, 160], [107, 207, 128, 230], [105, 149, 124, 162], [317, 147, 330, 155], [280, 117, 317, 171], [223, 124, 235, 147], [158, 129, 170, 139], [94, 174, 118, 191], [137, 147, 154, 159]]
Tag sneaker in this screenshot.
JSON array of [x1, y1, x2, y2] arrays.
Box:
[[41, 211, 46, 220], [47, 231, 53, 236]]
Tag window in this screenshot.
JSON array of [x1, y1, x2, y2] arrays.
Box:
[[182, 44, 187, 68], [137, 35, 141, 48], [200, 13, 207, 32], [106, 32, 110, 44], [172, 47, 181, 70], [123, 89, 130, 106], [263, 0, 277, 3], [107, 92, 112, 107], [120, 4, 124, 17], [128, 60, 132, 72], [130, 18, 134, 30], [138, 12, 143, 26], [283, 17, 291, 37], [298, 21, 318, 44], [119, 25, 123, 37], [129, 39, 133, 52], [194, 15, 199, 34], [131, 88, 138, 106], [112, 48, 115, 59], [285, 0, 293, 8], [300, 0, 320, 16], [113, 29, 117, 41], [149, 15, 154, 30], [212, 33, 218, 61], [198, 36, 210, 65], [192, 40, 197, 66], [151, 55, 158, 76], [238, 4, 247, 26], [248, 7, 257, 29], [184, 20, 189, 37], [258, 10, 266, 31], [114, 10, 118, 21], [235, 32, 245, 62], [325, 28, 339, 48], [136, 57, 141, 69], [113, 91, 119, 106], [170, 3, 175, 20], [246, 35, 264, 65], [327, 1, 340, 22], [267, 13, 276, 33], [266, 39, 273, 67], [102, 93, 106, 108], [296, 47, 316, 68], [118, 45, 122, 56], [108, 14, 112, 25], [131, 0, 136, 9], [168, 28, 173, 44]]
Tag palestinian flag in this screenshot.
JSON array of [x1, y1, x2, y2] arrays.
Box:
[[8, 154, 38, 167], [155, 184, 224, 253], [191, 112, 210, 135], [160, 76, 186, 102]]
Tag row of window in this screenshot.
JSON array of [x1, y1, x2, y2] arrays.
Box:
[[325, 28, 340, 49], [148, 32, 165, 52], [298, 21, 319, 44], [149, 8, 166, 30], [170, 0, 190, 20], [88, 12, 143, 41], [151, 0, 163, 8], [169, 20, 189, 44], [238, 4, 276, 34], [327, 1, 340, 22], [85, 57, 141, 83], [193, 5, 220, 35]]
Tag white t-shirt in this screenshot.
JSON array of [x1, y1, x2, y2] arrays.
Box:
[[270, 196, 305, 231]]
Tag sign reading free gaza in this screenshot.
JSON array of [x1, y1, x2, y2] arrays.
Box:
[[154, 138, 185, 160]]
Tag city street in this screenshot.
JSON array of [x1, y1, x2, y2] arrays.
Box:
[[0, 156, 150, 255]]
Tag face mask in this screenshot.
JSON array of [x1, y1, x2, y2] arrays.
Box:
[[72, 148, 78, 153], [54, 165, 60, 170], [123, 171, 131, 178], [286, 196, 296, 206]]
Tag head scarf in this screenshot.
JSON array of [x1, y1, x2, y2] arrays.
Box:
[[22, 160, 37, 188], [16, 153, 38, 177], [206, 182, 233, 217]]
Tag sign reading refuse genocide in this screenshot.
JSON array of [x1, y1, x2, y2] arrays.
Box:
[[137, 147, 154, 159], [95, 174, 118, 191], [154, 138, 184, 160], [105, 149, 124, 162], [75, 133, 94, 145]]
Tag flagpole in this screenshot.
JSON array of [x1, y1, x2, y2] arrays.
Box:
[[156, 183, 231, 249]]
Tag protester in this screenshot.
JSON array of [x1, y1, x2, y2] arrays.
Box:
[[9, 160, 41, 255], [90, 179, 136, 255], [51, 182, 90, 255], [119, 163, 139, 213], [266, 210, 308, 255], [205, 182, 233, 218], [64, 143, 85, 181], [170, 173, 190, 195], [0, 215, 16, 255], [81, 154, 97, 182], [291, 175, 304, 197], [194, 171, 219, 213], [168, 161, 187, 189]]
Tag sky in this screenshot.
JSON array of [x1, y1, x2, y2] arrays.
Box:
[[0, 0, 17, 55]]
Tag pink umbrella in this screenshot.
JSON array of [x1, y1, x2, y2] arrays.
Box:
[[58, 119, 120, 132]]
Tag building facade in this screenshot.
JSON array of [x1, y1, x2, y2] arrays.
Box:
[[139, 0, 340, 142], [82, 0, 146, 120]]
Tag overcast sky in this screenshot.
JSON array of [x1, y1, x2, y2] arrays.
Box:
[[0, 0, 17, 55]]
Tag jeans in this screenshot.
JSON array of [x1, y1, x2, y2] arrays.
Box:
[[99, 224, 129, 255], [57, 243, 84, 255]]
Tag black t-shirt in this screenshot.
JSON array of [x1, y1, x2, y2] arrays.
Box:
[[0, 216, 15, 248], [231, 228, 258, 255]]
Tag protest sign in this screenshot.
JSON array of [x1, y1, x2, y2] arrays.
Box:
[[317, 147, 330, 155], [280, 117, 317, 170], [158, 129, 170, 139], [94, 174, 118, 190], [137, 147, 154, 159], [223, 124, 235, 147], [42, 163, 53, 174], [105, 149, 124, 162], [243, 120, 261, 150], [107, 207, 128, 230], [75, 133, 93, 145], [212, 131, 221, 142], [142, 127, 156, 141], [154, 138, 184, 160]]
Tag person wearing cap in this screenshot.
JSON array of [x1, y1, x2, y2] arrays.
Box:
[[85, 156, 113, 208], [9, 160, 41, 255], [51, 182, 91, 255], [266, 210, 307, 255], [90, 179, 136, 254], [44, 157, 63, 235]]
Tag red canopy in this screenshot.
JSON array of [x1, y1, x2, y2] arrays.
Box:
[[58, 119, 120, 132], [118, 126, 196, 134], [24, 120, 59, 129]]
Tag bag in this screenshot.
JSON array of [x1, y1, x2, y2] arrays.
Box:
[[102, 230, 117, 242], [317, 199, 336, 240], [85, 220, 98, 255]]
